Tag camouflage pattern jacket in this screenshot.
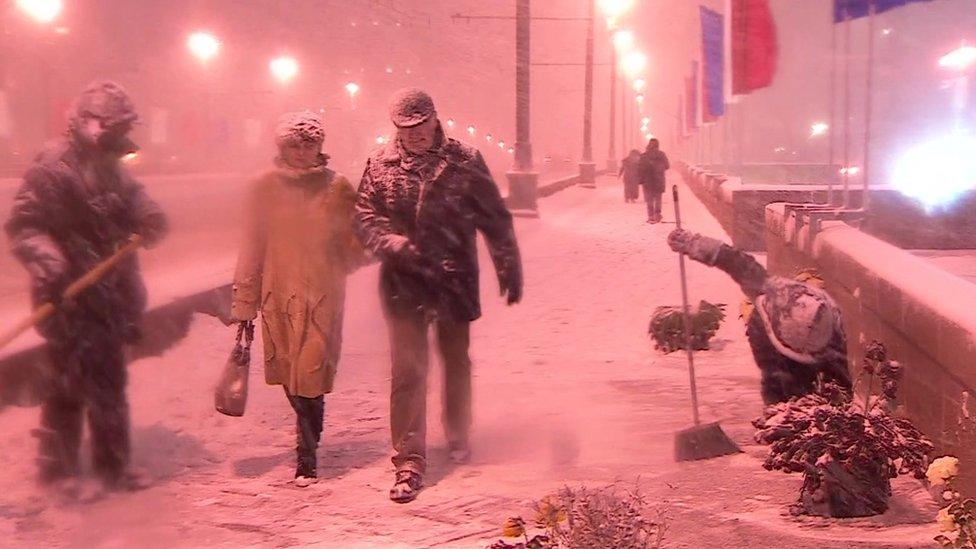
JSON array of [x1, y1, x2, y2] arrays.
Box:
[[355, 130, 521, 322], [4, 137, 168, 340]]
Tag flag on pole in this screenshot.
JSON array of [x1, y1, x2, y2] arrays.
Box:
[[833, 0, 935, 23], [731, 0, 778, 95], [700, 6, 725, 120]]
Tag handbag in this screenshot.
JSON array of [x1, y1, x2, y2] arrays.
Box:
[[214, 320, 254, 417]]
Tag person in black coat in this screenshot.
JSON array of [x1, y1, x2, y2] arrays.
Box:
[[639, 138, 670, 223], [4, 81, 168, 491], [356, 88, 522, 503], [667, 229, 852, 404], [618, 149, 642, 203]]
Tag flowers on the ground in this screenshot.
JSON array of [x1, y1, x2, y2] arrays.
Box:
[[502, 516, 527, 538], [928, 457, 960, 486], [938, 507, 959, 533]]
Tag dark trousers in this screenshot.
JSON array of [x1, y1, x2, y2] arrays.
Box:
[[285, 389, 325, 475], [645, 191, 663, 220], [37, 331, 129, 482], [386, 310, 472, 475]]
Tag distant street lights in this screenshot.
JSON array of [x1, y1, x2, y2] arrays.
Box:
[[344, 81, 359, 109], [269, 56, 299, 84], [187, 32, 220, 63], [810, 122, 829, 138], [16, 0, 62, 24]]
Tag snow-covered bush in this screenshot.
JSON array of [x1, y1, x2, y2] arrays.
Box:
[[752, 341, 933, 517], [648, 300, 725, 353], [489, 485, 667, 549]]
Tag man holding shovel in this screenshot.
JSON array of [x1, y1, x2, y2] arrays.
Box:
[[4, 81, 168, 491]]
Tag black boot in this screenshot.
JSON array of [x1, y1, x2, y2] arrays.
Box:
[[286, 390, 324, 487]]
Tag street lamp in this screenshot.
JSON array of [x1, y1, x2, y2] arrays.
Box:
[[446, 118, 455, 129], [612, 29, 635, 53], [810, 122, 829, 138], [939, 45, 976, 72], [270, 56, 299, 84], [939, 44, 976, 129], [344, 81, 360, 108], [486, 133, 493, 142], [187, 32, 220, 63], [633, 78, 646, 92], [16, 0, 62, 24], [621, 51, 647, 79], [467, 125, 476, 136]]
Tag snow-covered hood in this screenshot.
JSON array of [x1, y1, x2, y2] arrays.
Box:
[[755, 277, 842, 364]]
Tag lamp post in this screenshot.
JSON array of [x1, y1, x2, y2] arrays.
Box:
[[506, 0, 539, 216], [939, 44, 976, 130], [270, 56, 299, 84], [187, 31, 220, 63], [579, 0, 596, 188], [344, 81, 360, 109]]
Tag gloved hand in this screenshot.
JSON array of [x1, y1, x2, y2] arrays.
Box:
[[26, 256, 68, 304], [667, 229, 723, 266], [499, 269, 523, 305]]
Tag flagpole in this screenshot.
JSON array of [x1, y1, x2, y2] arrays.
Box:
[[827, 14, 838, 205], [842, 9, 853, 209], [861, 1, 877, 212]]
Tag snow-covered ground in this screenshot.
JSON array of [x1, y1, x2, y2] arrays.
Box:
[[0, 174, 939, 548]]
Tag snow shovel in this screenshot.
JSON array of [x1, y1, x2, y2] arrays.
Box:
[[671, 185, 741, 462], [0, 234, 144, 352]]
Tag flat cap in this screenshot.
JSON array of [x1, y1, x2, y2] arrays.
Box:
[[389, 88, 435, 128]]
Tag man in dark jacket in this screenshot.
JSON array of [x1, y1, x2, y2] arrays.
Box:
[[667, 229, 852, 404], [4, 81, 168, 491], [640, 138, 670, 223], [356, 88, 522, 503]]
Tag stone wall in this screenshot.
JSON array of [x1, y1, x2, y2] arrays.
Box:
[[765, 203, 976, 493], [677, 161, 976, 251]]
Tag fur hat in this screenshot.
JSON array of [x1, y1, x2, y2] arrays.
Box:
[[274, 110, 326, 147], [388, 88, 435, 128], [754, 277, 842, 364]]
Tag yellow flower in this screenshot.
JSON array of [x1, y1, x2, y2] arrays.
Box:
[[502, 517, 526, 538], [937, 507, 958, 532], [739, 299, 755, 324], [534, 496, 568, 528], [927, 457, 960, 486]]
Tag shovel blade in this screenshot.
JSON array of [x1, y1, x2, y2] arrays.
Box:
[[674, 421, 742, 462]]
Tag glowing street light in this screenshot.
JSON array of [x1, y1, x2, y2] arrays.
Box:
[[599, 0, 635, 18], [498, 141, 505, 149], [375, 135, 388, 145], [621, 51, 647, 78], [893, 133, 976, 210], [612, 29, 635, 53], [345, 82, 360, 97], [467, 125, 476, 136], [641, 116, 651, 125], [839, 166, 860, 176], [633, 78, 646, 92], [939, 45, 976, 73], [446, 118, 455, 129], [810, 122, 829, 138], [486, 133, 493, 142], [16, 0, 62, 24], [635, 93, 644, 105], [187, 32, 220, 62], [269, 56, 299, 83]]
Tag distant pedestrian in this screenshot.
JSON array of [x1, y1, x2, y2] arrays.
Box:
[[639, 138, 670, 223], [618, 149, 642, 203], [4, 81, 168, 492], [230, 111, 366, 487], [356, 88, 523, 504], [666, 229, 852, 404]]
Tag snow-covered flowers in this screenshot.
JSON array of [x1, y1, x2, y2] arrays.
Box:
[[938, 507, 959, 533], [932, 456, 976, 548], [928, 457, 961, 486]]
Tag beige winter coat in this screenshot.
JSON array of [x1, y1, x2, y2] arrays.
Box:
[[231, 165, 365, 398]]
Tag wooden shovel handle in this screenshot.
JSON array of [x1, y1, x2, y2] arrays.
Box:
[[0, 234, 144, 351]]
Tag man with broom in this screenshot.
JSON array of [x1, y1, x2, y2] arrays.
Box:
[[4, 81, 168, 492], [667, 228, 852, 404]]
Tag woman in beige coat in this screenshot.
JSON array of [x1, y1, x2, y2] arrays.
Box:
[[231, 111, 365, 486]]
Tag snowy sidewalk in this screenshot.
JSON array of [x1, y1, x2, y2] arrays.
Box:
[[0, 174, 938, 548]]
